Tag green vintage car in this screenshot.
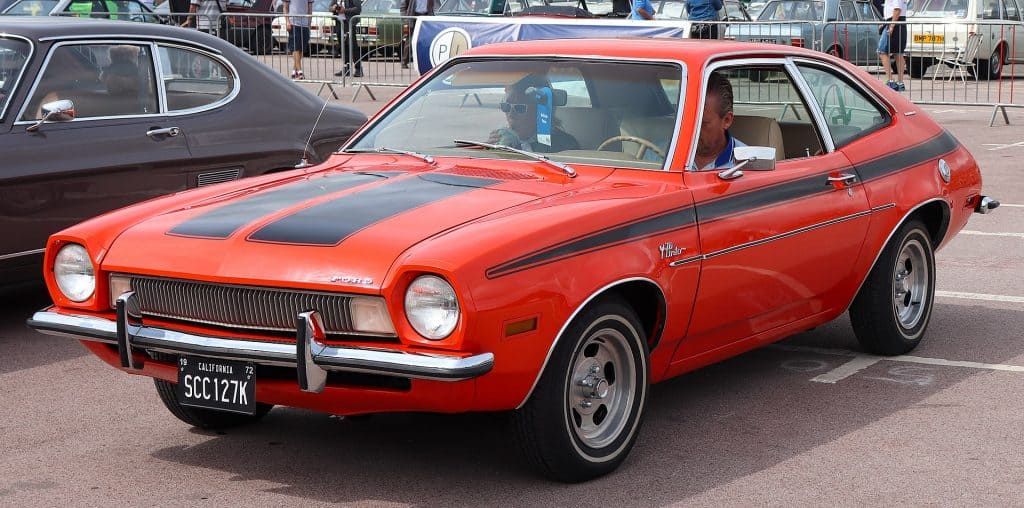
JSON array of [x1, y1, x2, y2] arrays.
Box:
[[355, 0, 404, 54]]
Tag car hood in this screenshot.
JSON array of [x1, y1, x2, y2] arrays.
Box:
[[100, 156, 609, 292]]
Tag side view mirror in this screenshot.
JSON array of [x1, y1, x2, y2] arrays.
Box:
[[718, 145, 777, 180], [26, 99, 76, 132]]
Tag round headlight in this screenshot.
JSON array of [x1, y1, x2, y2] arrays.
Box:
[[404, 275, 459, 340], [54, 243, 95, 302]]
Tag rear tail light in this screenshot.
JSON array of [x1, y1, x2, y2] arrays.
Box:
[[368, 27, 378, 35], [790, 37, 805, 48]]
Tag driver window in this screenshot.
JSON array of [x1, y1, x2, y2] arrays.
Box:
[[796, 65, 888, 147], [23, 43, 157, 121], [702, 65, 822, 169]]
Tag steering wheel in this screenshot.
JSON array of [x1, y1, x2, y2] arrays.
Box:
[[821, 83, 851, 126], [597, 135, 666, 161]]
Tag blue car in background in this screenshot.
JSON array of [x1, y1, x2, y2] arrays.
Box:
[[727, 0, 883, 65]]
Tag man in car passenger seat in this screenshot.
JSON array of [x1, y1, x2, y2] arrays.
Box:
[[694, 72, 747, 169]]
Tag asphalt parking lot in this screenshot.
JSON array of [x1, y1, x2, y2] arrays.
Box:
[[1, 90, 1022, 506]]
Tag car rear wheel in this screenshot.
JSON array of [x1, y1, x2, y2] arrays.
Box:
[[154, 379, 273, 429], [850, 220, 935, 355], [975, 47, 1004, 80], [512, 297, 649, 482]]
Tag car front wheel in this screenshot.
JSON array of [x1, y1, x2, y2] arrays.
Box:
[[850, 219, 935, 355], [513, 297, 649, 482], [154, 379, 273, 429]]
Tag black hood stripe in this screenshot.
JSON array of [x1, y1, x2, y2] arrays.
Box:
[[486, 206, 697, 279], [856, 130, 960, 182], [168, 172, 394, 239], [248, 173, 501, 246]]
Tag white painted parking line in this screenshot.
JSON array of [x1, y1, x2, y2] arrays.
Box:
[[769, 344, 1024, 384], [982, 141, 1024, 150], [960, 230, 1024, 238], [936, 291, 1024, 304], [997, 203, 1024, 208], [810, 356, 881, 384]]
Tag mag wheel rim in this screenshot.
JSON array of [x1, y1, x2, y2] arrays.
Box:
[[892, 238, 929, 329], [567, 326, 636, 450]]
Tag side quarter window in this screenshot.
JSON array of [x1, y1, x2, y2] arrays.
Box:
[[704, 65, 824, 167], [796, 64, 889, 147], [158, 45, 235, 112], [22, 43, 157, 120]]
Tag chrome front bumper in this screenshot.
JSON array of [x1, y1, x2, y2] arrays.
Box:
[[27, 292, 494, 393]]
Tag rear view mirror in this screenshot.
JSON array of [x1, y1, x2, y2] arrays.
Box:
[[718, 145, 777, 180]]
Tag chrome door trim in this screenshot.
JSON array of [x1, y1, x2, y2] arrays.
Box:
[[0, 34, 34, 121], [0, 248, 45, 261]]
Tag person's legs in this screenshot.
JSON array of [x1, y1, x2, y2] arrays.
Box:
[[288, 27, 300, 77], [877, 32, 895, 87], [893, 22, 908, 89]]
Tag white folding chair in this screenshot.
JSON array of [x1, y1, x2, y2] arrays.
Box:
[[932, 32, 983, 82]]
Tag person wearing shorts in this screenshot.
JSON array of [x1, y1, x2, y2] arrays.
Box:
[[878, 0, 908, 91], [284, 0, 314, 80]]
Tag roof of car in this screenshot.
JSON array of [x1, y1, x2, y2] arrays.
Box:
[[0, 17, 229, 48], [459, 37, 830, 62]]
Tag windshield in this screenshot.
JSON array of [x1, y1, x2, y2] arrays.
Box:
[[363, 0, 400, 12], [438, 0, 495, 13], [910, 0, 970, 17], [757, 0, 824, 20], [349, 59, 683, 170], [0, 37, 31, 119], [4, 0, 59, 14]]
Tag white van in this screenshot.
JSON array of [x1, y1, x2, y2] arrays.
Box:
[[906, 0, 1024, 79]]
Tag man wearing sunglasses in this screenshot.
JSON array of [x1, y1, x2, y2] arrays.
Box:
[[487, 76, 579, 153]]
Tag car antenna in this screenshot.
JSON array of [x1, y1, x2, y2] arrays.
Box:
[[295, 98, 330, 169]]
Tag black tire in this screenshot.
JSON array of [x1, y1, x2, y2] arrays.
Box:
[[251, 26, 274, 55], [512, 297, 650, 482], [974, 47, 1004, 80], [154, 378, 273, 429], [850, 220, 935, 356], [907, 56, 929, 79]]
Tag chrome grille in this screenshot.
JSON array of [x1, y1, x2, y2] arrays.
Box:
[[128, 276, 362, 337]]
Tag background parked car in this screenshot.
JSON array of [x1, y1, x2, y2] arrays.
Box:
[[437, 0, 550, 15], [727, 0, 882, 65], [155, 0, 278, 55], [0, 17, 366, 285], [653, 0, 751, 20], [2, 0, 162, 21], [354, 0, 405, 56], [906, 0, 1024, 79]]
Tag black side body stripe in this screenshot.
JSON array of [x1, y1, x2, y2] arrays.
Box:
[[249, 173, 500, 246], [168, 172, 390, 239], [486, 206, 697, 279], [855, 130, 960, 182], [696, 171, 841, 223]]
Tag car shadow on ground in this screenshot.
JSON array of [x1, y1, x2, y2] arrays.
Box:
[[145, 302, 1021, 504], [0, 282, 89, 375]]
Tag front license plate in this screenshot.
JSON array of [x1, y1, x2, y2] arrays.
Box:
[[914, 34, 944, 44], [176, 356, 255, 414]]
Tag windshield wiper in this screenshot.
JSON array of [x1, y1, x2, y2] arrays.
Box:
[[342, 147, 435, 165], [453, 139, 577, 178]]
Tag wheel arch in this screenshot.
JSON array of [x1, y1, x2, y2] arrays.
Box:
[[844, 198, 949, 313], [514, 277, 666, 410]]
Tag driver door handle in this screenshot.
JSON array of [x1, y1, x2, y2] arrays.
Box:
[[827, 173, 857, 186], [146, 126, 181, 138]]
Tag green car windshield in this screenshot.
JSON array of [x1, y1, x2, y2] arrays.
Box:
[[349, 59, 683, 170]]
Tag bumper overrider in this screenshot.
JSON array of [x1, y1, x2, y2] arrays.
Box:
[[27, 292, 494, 393]]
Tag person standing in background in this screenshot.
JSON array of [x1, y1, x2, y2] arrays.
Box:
[[181, 0, 222, 33], [283, 0, 314, 80], [878, 0, 909, 91], [331, 0, 364, 77], [686, 0, 723, 39], [630, 0, 655, 19], [400, 0, 435, 69]]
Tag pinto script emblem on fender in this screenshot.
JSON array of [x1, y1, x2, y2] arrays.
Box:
[[329, 275, 374, 285], [658, 242, 685, 259]]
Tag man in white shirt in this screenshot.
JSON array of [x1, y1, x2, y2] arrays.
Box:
[[877, 0, 909, 91], [181, 0, 222, 32], [283, 0, 315, 79], [400, 0, 436, 69]]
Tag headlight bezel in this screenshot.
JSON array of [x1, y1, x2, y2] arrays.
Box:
[[53, 243, 96, 303], [404, 274, 461, 341]]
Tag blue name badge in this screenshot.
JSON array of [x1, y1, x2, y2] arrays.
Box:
[[534, 87, 553, 146]]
